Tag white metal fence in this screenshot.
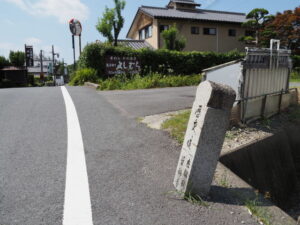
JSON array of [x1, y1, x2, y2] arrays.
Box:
[[203, 47, 296, 123]]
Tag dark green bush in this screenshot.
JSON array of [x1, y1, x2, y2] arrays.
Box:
[[78, 43, 244, 79], [292, 55, 300, 70], [69, 68, 98, 86], [0, 79, 15, 88]]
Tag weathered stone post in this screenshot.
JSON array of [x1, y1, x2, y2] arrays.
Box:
[[173, 81, 236, 197]]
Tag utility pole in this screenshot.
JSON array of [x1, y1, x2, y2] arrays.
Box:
[[52, 45, 55, 78], [52, 45, 59, 85], [40, 50, 44, 74], [40, 50, 44, 82]]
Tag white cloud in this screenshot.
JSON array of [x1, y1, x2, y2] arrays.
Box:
[[25, 37, 42, 45], [0, 42, 21, 51], [4, 0, 89, 24], [0, 42, 22, 58]]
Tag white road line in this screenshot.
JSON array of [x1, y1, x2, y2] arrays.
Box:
[[61, 86, 93, 225]]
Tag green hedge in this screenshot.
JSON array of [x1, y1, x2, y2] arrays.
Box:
[[78, 43, 244, 78], [292, 55, 300, 69]]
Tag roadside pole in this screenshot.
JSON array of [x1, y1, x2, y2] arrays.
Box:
[[69, 19, 82, 70], [24, 44, 28, 83], [40, 50, 44, 82], [40, 50, 44, 74], [79, 34, 82, 55], [72, 35, 76, 70], [52, 45, 55, 82]]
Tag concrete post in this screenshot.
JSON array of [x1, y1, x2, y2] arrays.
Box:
[[173, 81, 236, 197]]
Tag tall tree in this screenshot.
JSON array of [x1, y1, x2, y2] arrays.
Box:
[[262, 7, 300, 52], [0, 56, 10, 69], [9, 51, 25, 67], [162, 24, 186, 51], [96, 0, 126, 46], [240, 8, 273, 46]]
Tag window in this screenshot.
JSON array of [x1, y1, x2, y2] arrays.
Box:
[[145, 25, 152, 39], [191, 26, 199, 34], [160, 25, 169, 33], [139, 25, 152, 40], [203, 28, 216, 35], [228, 29, 236, 37], [139, 29, 145, 40]]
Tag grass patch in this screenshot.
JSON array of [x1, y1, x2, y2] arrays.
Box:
[[185, 192, 209, 207], [97, 73, 201, 91], [289, 70, 300, 83], [166, 190, 209, 207], [288, 105, 300, 121], [161, 110, 191, 144], [162, 109, 235, 144], [218, 172, 231, 188], [245, 199, 272, 225]]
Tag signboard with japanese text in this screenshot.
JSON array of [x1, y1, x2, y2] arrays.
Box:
[[105, 55, 141, 76], [25, 45, 34, 67]]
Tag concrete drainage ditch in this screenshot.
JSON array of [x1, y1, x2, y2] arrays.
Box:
[[220, 123, 300, 221]]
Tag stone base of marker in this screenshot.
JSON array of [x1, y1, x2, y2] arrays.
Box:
[[173, 81, 236, 197]]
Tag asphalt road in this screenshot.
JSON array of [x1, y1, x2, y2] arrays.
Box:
[[0, 86, 257, 225], [99, 86, 197, 118]]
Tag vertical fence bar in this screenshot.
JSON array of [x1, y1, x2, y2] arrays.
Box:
[[278, 89, 284, 113], [261, 95, 267, 118]]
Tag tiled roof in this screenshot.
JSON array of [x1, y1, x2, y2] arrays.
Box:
[[0, 66, 26, 71], [118, 40, 154, 50], [169, 0, 200, 6], [140, 6, 247, 24]]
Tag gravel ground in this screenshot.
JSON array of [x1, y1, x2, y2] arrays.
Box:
[[222, 105, 300, 155]]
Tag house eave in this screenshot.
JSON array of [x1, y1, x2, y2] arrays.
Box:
[[126, 8, 154, 38]]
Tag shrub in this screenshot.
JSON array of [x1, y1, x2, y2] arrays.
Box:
[[45, 81, 54, 86], [162, 24, 186, 51], [69, 68, 98, 86], [292, 55, 300, 70], [0, 79, 15, 88], [77, 43, 244, 78], [98, 73, 201, 90]]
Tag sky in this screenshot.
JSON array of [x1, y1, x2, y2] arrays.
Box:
[[0, 0, 299, 64]]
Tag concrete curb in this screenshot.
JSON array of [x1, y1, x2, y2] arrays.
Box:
[[84, 82, 99, 89]]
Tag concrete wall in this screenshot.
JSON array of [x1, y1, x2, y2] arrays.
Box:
[[220, 127, 300, 208]]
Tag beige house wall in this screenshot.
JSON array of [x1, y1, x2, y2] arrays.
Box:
[[128, 13, 246, 52], [145, 19, 159, 48], [129, 15, 159, 49], [157, 19, 246, 52]]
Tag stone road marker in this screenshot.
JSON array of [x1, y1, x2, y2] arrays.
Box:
[[173, 81, 236, 197]]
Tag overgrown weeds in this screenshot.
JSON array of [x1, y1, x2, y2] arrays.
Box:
[[97, 74, 201, 91], [166, 190, 209, 207], [245, 198, 272, 225]]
